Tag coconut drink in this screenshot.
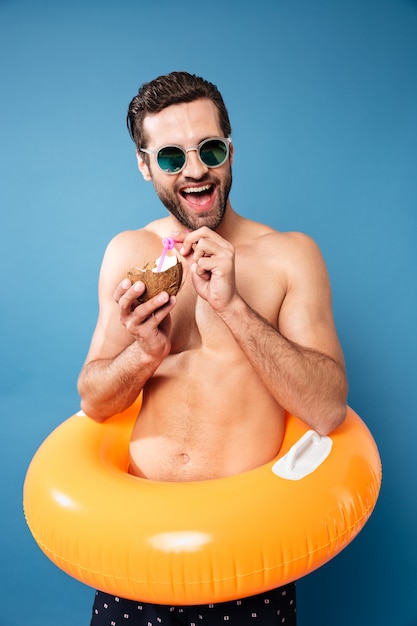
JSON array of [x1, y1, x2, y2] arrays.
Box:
[[127, 253, 183, 304]]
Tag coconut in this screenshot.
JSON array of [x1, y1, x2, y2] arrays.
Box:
[[126, 254, 183, 303]]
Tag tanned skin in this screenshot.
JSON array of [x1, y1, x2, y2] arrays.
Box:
[[78, 99, 347, 482]]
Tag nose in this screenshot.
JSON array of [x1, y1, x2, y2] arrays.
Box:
[[182, 148, 208, 178]]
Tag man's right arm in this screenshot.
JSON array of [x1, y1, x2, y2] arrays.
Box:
[[78, 343, 157, 422], [77, 233, 177, 421]]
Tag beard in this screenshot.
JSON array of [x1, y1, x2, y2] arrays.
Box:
[[150, 168, 233, 231]]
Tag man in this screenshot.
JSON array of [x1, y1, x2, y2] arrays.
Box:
[[78, 71, 348, 625]]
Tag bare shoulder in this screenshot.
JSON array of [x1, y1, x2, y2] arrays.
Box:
[[249, 229, 333, 322], [248, 228, 344, 364], [100, 218, 172, 280], [274, 231, 329, 285], [105, 218, 169, 257], [245, 227, 326, 276], [254, 229, 321, 257]]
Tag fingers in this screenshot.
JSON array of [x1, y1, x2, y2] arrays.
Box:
[[180, 227, 232, 260], [191, 259, 211, 281], [113, 278, 135, 303], [178, 229, 237, 312], [179, 230, 234, 292], [114, 278, 173, 325]]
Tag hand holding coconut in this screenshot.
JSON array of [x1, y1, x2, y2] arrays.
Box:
[[113, 237, 182, 366]]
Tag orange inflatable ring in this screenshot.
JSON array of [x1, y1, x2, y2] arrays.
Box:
[[23, 402, 381, 605]]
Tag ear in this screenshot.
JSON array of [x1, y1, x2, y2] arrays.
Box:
[[229, 141, 234, 166], [136, 150, 152, 181]]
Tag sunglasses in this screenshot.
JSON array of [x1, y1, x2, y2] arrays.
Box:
[[140, 137, 231, 175]]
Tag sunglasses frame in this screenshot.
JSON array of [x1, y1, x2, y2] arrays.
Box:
[[140, 137, 232, 175]]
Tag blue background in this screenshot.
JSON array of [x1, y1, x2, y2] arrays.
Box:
[[1, 0, 416, 624]]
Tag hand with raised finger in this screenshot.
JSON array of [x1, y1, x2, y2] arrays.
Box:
[[180, 228, 238, 312]]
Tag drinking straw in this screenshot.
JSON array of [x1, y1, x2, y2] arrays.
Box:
[[156, 237, 175, 272]]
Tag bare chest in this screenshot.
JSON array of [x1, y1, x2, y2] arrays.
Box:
[[169, 264, 285, 353]]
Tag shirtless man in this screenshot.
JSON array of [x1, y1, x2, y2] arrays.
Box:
[[78, 71, 348, 626]]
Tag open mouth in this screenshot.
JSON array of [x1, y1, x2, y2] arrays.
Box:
[[180, 183, 215, 210]]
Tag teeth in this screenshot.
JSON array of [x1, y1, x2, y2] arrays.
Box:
[[183, 184, 211, 194]]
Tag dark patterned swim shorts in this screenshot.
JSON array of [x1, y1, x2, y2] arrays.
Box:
[[90, 583, 296, 625]]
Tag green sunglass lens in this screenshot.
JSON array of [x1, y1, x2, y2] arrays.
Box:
[[156, 140, 228, 173], [200, 140, 228, 166], [157, 147, 185, 173]]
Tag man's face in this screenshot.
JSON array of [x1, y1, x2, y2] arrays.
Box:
[[138, 99, 233, 231]]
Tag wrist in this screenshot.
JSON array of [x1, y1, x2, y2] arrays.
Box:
[[216, 293, 247, 326], [129, 339, 166, 369]]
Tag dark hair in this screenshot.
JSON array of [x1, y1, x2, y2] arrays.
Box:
[[126, 71, 232, 151]]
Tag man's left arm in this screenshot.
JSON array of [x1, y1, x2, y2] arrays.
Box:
[[221, 298, 347, 435], [220, 233, 348, 434], [181, 228, 347, 435]]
